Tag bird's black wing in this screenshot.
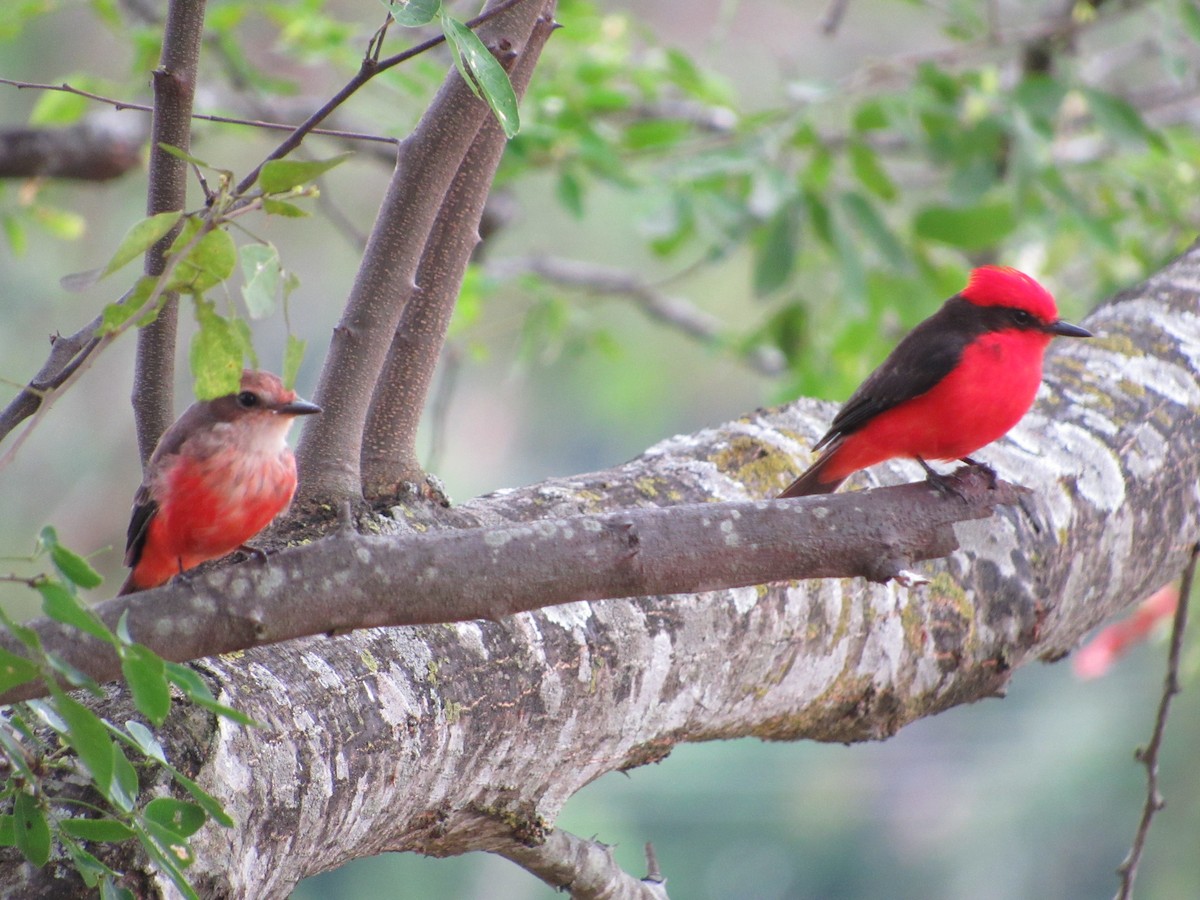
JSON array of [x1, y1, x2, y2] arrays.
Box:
[[815, 297, 986, 449], [123, 485, 158, 569]]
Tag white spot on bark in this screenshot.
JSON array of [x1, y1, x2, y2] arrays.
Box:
[[453, 622, 488, 657], [301, 652, 342, 690], [541, 601, 594, 631], [484, 530, 512, 548], [355, 546, 371, 564], [729, 586, 758, 615]]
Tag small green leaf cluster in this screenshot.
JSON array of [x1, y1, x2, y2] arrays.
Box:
[[85, 148, 349, 398], [0, 528, 250, 898]]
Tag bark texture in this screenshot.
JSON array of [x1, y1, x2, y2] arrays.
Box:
[[3, 246, 1199, 897]]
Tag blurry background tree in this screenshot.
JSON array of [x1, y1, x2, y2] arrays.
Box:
[[0, 0, 1199, 897]]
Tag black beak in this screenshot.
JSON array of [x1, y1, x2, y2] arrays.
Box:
[[1048, 320, 1091, 339], [277, 399, 322, 416]]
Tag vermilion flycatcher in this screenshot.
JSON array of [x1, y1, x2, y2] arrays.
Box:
[[119, 370, 320, 594], [779, 266, 1091, 497]]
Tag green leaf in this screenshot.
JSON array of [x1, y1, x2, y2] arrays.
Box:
[[556, 170, 584, 218], [384, 0, 441, 27], [13, 792, 50, 867], [164, 662, 215, 702], [60, 817, 137, 843], [282, 335, 307, 390], [110, 745, 140, 814], [134, 822, 200, 900], [167, 227, 237, 294], [98, 277, 158, 335], [3, 212, 26, 255], [53, 691, 116, 796], [1181, 0, 1200, 43], [190, 299, 245, 400], [50, 542, 104, 590], [44, 651, 103, 694], [171, 771, 235, 828], [841, 191, 907, 269], [0, 814, 14, 846], [30, 89, 88, 126], [144, 798, 206, 839], [124, 720, 167, 764], [38, 580, 113, 644], [623, 119, 690, 151], [155, 143, 213, 170], [1013, 75, 1066, 135], [67, 844, 114, 888], [848, 140, 897, 201], [753, 203, 799, 297], [140, 820, 196, 870], [831, 210, 866, 308], [101, 212, 183, 278], [913, 201, 1017, 251], [852, 99, 888, 132], [262, 198, 309, 218], [234, 317, 259, 370], [33, 204, 86, 240], [1082, 88, 1166, 152], [240, 244, 281, 319], [121, 645, 171, 726], [100, 875, 137, 900], [440, 13, 520, 138], [0, 647, 39, 693], [258, 152, 352, 194]]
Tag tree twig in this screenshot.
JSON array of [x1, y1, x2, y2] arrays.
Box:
[[489, 255, 787, 377], [1113, 542, 1197, 900], [234, 0, 536, 196], [0, 78, 400, 147], [493, 829, 670, 899]]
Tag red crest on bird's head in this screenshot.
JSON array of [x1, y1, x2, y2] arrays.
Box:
[[960, 266, 1058, 323]]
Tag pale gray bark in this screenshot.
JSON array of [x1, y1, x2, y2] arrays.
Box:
[[3, 245, 1199, 897]]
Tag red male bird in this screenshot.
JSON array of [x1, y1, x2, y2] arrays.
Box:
[[119, 370, 321, 594], [779, 266, 1091, 498]]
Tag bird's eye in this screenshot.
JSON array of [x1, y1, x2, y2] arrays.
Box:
[[1011, 309, 1034, 327], [236, 391, 259, 408]]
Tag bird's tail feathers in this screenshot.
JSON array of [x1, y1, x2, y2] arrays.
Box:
[[778, 440, 846, 498]]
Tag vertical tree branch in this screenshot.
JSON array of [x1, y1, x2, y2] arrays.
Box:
[[360, 8, 557, 498], [131, 0, 208, 463], [294, 0, 550, 505]]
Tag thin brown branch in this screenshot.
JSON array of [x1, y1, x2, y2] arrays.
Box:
[[490, 255, 787, 377], [294, 0, 551, 504], [0, 78, 399, 146], [493, 830, 670, 899], [131, 0, 208, 463], [360, 10, 557, 497], [1114, 543, 1198, 900], [0, 319, 101, 448], [0, 467, 1014, 705]]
